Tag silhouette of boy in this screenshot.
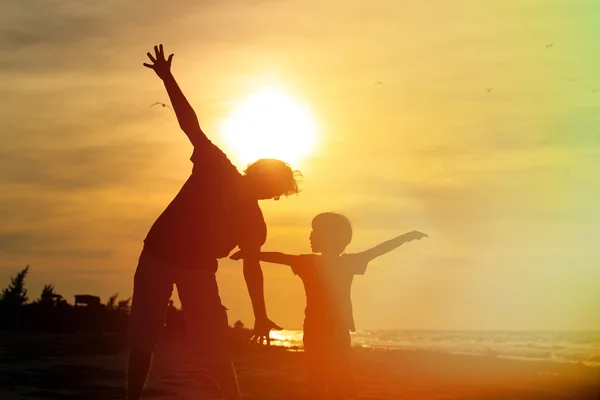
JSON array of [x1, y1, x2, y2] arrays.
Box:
[[231, 212, 427, 398]]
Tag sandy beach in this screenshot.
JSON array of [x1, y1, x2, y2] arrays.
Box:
[[0, 332, 598, 400]]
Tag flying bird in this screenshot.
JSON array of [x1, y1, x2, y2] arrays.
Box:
[[588, 86, 598, 93], [545, 43, 554, 49], [486, 88, 492, 93], [151, 102, 173, 111], [374, 81, 383, 85]]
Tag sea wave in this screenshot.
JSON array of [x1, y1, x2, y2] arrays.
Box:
[[268, 330, 600, 367]]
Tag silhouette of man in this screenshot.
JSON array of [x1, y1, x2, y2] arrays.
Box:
[[126, 44, 301, 400], [163, 300, 178, 341]]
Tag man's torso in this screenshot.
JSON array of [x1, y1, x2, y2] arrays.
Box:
[[143, 140, 267, 270]]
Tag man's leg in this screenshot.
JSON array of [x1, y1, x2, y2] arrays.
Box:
[[126, 252, 173, 400], [176, 267, 241, 400], [206, 361, 241, 400], [126, 351, 153, 400]]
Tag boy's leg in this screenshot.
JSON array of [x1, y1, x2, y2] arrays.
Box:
[[303, 329, 327, 397], [306, 353, 327, 397], [126, 252, 174, 400], [176, 266, 241, 400], [327, 329, 354, 399]]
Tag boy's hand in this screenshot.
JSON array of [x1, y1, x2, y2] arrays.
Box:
[[229, 250, 243, 261], [143, 44, 174, 80], [403, 230, 428, 242]]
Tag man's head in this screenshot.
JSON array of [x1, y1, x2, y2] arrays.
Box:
[[310, 212, 353, 255], [243, 159, 301, 200]]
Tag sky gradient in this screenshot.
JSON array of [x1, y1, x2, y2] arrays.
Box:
[[1, 0, 599, 330]]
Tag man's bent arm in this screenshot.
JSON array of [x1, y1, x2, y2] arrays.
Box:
[[242, 255, 268, 320], [162, 73, 207, 147]]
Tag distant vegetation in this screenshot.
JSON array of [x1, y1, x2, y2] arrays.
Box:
[[0, 265, 131, 334], [0, 265, 252, 346]]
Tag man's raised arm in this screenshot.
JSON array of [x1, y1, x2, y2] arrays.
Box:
[[144, 44, 207, 147]]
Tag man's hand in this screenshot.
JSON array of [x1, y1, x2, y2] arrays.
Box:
[[229, 250, 243, 261], [250, 317, 282, 346], [143, 44, 173, 81], [403, 230, 428, 242]]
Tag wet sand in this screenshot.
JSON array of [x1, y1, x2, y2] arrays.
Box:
[[0, 332, 598, 399]]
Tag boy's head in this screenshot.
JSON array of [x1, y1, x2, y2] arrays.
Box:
[[243, 159, 302, 200], [310, 212, 353, 255]]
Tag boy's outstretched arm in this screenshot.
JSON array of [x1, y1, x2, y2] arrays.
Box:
[[355, 230, 428, 263], [231, 250, 300, 266], [144, 44, 207, 147]]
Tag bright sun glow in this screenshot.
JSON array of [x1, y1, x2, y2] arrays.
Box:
[[220, 87, 318, 167]]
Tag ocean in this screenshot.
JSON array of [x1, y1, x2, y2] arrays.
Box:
[[269, 329, 600, 367]]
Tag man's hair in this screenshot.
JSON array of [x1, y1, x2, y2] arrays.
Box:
[[243, 159, 302, 200], [311, 212, 353, 253]]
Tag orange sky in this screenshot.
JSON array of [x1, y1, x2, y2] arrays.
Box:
[[0, 0, 599, 330]]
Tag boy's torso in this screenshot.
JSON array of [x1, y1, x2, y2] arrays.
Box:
[[294, 254, 363, 332]]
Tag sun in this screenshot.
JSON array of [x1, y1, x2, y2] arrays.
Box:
[[220, 87, 318, 168]]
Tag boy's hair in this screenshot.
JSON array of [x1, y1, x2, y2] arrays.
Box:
[[312, 212, 353, 253], [243, 159, 302, 200]]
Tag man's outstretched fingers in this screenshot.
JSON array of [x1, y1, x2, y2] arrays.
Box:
[[272, 323, 283, 331]]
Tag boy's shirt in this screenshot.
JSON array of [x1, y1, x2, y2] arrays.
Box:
[[290, 254, 368, 332]]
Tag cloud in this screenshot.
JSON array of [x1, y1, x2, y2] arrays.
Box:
[[0, 0, 299, 76], [0, 0, 597, 331], [0, 194, 66, 225], [0, 139, 167, 191], [0, 231, 112, 259]]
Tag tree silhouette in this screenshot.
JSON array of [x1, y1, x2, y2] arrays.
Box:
[[40, 284, 55, 299], [106, 293, 119, 310], [0, 265, 30, 307], [117, 297, 131, 313], [38, 284, 62, 307]]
